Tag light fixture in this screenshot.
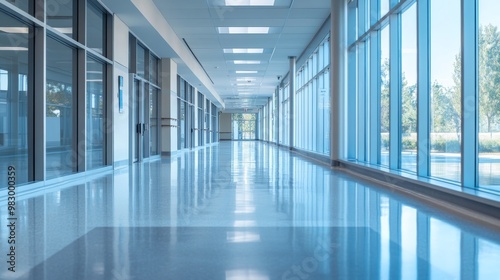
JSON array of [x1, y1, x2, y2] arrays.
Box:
[[225, 0, 275, 6], [224, 48, 264, 53], [218, 27, 270, 34], [233, 60, 261, 64], [236, 70, 258, 74]]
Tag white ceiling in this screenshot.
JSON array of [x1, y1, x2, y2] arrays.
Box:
[[151, 0, 331, 112]]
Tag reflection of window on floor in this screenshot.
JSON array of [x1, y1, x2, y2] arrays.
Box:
[[232, 114, 257, 140]]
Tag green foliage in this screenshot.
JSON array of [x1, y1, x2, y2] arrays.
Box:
[[431, 138, 461, 153], [479, 139, 500, 153], [46, 81, 73, 117], [402, 135, 417, 150], [479, 24, 500, 133]]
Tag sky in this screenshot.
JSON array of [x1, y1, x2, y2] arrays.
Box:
[[397, 0, 500, 87]]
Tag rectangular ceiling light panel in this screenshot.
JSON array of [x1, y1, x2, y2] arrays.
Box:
[[218, 27, 270, 34], [224, 48, 264, 53], [225, 0, 275, 6], [236, 70, 258, 74]]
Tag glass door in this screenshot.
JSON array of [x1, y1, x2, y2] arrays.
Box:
[[130, 75, 147, 162]]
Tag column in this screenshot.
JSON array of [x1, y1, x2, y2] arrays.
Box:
[[161, 58, 178, 155]]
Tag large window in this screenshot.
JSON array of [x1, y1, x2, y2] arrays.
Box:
[[1, 0, 111, 186], [0, 11, 32, 185], [401, 4, 417, 172], [86, 57, 106, 169], [478, 0, 500, 189], [46, 37, 76, 178], [87, 2, 106, 55], [46, 0, 76, 39], [430, 0, 462, 182], [380, 25, 390, 166], [232, 114, 257, 140], [348, 0, 500, 193], [292, 36, 331, 156]]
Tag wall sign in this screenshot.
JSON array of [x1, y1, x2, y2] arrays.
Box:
[[118, 75, 124, 113]]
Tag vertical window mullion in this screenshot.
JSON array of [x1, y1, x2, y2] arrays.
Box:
[[417, 0, 431, 177], [389, 13, 401, 170], [461, 0, 479, 187]]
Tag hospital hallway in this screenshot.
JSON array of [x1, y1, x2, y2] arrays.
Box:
[[2, 141, 500, 280]]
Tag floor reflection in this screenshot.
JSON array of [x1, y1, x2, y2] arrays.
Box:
[[0, 141, 499, 279]]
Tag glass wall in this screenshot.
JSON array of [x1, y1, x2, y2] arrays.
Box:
[[0, 11, 32, 184], [198, 92, 204, 146], [212, 103, 218, 143], [46, 37, 76, 178], [86, 56, 106, 169], [46, 0, 76, 39], [178, 76, 204, 149], [430, 0, 462, 182], [293, 36, 331, 156], [401, 4, 417, 172], [87, 1, 106, 55], [0, 0, 111, 187], [150, 87, 159, 156], [348, 0, 500, 193], [232, 114, 257, 140], [380, 25, 390, 166], [478, 0, 500, 189]]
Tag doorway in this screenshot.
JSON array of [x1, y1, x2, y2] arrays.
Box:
[[130, 74, 150, 162]]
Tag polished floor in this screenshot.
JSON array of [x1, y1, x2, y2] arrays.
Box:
[[1, 141, 500, 279]]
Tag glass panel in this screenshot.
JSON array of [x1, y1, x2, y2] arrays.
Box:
[[150, 88, 158, 155], [46, 37, 76, 178], [150, 55, 159, 85], [324, 70, 330, 155], [430, 0, 462, 182], [179, 100, 185, 149], [87, 2, 106, 55], [232, 114, 257, 140], [401, 4, 417, 172], [380, 25, 390, 166], [136, 44, 146, 78], [380, 0, 389, 17], [0, 12, 32, 185], [86, 57, 106, 169], [46, 0, 76, 39], [180, 79, 186, 100], [478, 0, 500, 189], [9, 0, 33, 14]]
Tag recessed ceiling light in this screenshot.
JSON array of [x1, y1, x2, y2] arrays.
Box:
[[218, 27, 270, 34], [224, 48, 264, 54], [236, 70, 258, 74], [233, 60, 261, 64], [225, 0, 275, 6]]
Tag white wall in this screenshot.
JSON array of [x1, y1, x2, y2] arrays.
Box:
[[112, 16, 130, 165]]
